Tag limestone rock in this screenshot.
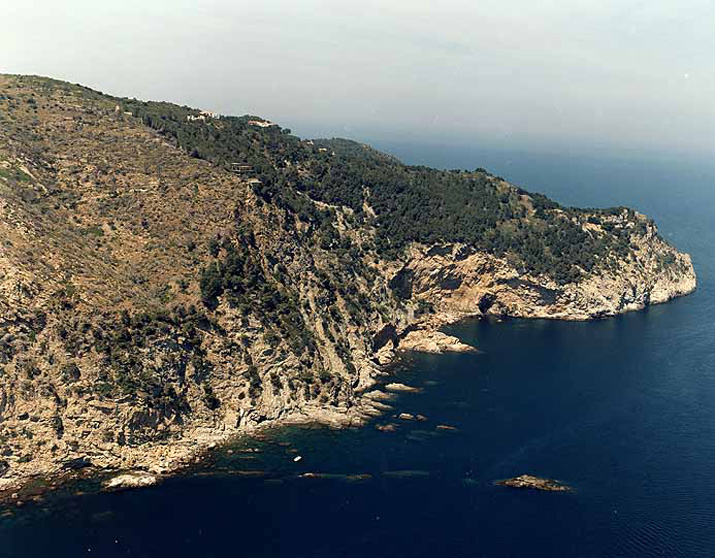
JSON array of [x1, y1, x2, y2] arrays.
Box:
[[104, 471, 158, 491], [399, 330, 477, 354]]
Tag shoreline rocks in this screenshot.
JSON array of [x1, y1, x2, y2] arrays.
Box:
[[398, 330, 478, 354], [104, 471, 158, 491], [384, 383, 422, 393], [363, 390, 396, 402]]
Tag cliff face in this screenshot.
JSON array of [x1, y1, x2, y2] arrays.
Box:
[[397, 218, 695, 324], [0, 75, 696, 494]]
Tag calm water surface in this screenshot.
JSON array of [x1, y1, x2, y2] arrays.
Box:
[[2, 151, 714, 557]]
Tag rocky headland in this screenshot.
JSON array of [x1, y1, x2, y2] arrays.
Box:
[[0, 74, 696, 499]]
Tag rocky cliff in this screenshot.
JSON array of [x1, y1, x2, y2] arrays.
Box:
[[0, 75, 696, 495], [398, 223, 696, 322]]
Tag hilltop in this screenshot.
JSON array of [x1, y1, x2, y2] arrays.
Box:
[[0, 74, 696, 494]]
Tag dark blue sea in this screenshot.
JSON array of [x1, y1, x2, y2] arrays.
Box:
[[2, 147, 714, 557]]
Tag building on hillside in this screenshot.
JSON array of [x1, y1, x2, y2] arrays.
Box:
[[247, 119, 276, 128], [187, 110, 220, 122]]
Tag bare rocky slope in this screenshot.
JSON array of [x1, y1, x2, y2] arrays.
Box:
[[0, 75, 696, 494]]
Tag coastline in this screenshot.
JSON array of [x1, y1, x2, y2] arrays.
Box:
[[0, 73, 698, 509], [0, 279, 696, 507]]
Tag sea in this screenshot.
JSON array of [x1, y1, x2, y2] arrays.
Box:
[[2, 145, 714, 557]]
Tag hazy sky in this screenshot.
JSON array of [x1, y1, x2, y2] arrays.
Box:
[[2, 0, 713, 157]]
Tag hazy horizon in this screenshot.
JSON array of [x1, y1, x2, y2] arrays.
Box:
[[3, 1, 713, 160]]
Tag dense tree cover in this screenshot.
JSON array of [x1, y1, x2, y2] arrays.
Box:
[[122, 99, 639, 284]]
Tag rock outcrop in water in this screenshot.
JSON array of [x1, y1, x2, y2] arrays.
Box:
[[496, 474, 572, 492], [397, 329, 477, 355], [0, 74, 696, 497]]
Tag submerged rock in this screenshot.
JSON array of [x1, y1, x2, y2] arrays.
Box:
[[406, 430, 437, 440], [344, 474, 373, 483], [495, 474, 571, 492], [297, 472, 339, 480], [382, 470, 430, 478], [375, 423, 399, 432], [232, 470, 269, 477], [195, 470, 269, 478], [297, 472, 372, 482], [406, 431, 435, 443], [435, 424, 459, 432]]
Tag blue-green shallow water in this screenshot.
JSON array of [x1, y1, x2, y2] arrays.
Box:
[[2, 152, 714, 557]]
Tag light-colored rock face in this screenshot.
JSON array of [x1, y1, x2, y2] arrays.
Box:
[[397, 218, 695, 323], [104, 471, 158, 490]]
